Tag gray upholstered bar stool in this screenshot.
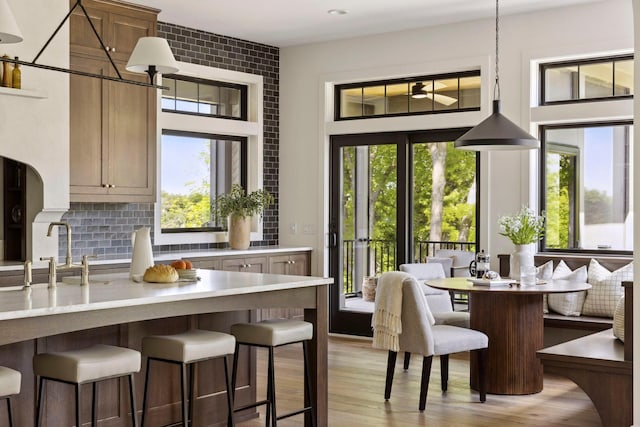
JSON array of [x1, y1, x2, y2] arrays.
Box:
[[33, 344, 141, 427], [231, 319, 315, 427], [0, 366, 21, 426], [141, 329, 236, 427]]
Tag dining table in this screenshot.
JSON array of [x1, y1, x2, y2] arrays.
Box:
[[427, 277, 591, 395]]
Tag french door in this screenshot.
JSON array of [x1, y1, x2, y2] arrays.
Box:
[[329, 129, 478, 336]]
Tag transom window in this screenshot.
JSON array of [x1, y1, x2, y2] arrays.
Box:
[[335, 70, 480, 120], [541, 122, 632, 253], [162, 75, 248, 120], [541, 55, 633, 105]]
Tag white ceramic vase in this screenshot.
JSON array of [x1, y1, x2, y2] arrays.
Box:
[[228, 214, 251, 250], [509, 243, 535, 280]]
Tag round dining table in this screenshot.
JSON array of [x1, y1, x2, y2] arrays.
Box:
[[427, 277, 591, 395]]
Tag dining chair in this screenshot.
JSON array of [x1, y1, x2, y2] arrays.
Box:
[[372, 271, 487, 411]]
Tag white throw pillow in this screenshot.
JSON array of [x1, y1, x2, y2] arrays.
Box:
[[547, 261, 588, 316], [582, 259, 633, 318], [536, 261, 553, 314], [613, 296, 625, 342]]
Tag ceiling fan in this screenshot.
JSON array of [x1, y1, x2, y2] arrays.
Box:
[[410, 81, 457, 106]]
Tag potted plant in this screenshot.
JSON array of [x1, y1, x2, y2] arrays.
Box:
[[212, 184, 273, 250]]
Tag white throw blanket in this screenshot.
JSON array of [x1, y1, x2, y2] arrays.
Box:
[[372, 272, 405, 352]]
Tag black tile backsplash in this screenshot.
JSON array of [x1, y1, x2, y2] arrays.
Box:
[[60, 23, 279, 260]]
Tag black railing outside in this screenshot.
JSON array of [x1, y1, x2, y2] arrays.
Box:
[[342, 239, 476, 294]]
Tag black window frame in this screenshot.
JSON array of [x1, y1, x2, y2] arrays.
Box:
[[539, 120, 632, 256], [160, 129, 248, 233], [161, 74, 248, 121], [334, 70, 481, 121], [540, 54, 633, 106]]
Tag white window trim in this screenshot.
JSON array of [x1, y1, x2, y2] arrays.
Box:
[[154, 61, 264, 246]]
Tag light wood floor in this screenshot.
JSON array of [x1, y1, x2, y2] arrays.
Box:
[[237, 335, 601, 427]]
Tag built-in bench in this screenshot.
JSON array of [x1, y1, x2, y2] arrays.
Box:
[[497, 253, 631, 340], [536, 281, 633, 427]]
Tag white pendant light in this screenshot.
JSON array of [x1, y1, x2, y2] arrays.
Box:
[[0, 0, 23, 44], [126, 37, 179, 84], [455, 0, 539, 151]]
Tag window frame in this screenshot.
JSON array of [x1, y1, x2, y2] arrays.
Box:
[[540, 54, 633, 106], [539, 120, 633, 255], [334, 70, 481, 121], [154, 62, 264, 246]]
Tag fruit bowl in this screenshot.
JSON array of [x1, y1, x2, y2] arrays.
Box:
[[177, 269, 197, 280]]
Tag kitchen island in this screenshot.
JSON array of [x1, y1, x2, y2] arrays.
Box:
[[0, 269, 332, 426]]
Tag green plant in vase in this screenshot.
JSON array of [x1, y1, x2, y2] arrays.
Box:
[[212, 184, 273, 250]]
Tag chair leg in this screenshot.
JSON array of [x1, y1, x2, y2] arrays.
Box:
[[302, 341, 316, 427], [35, 377, 44, 427], [384, 351, 397, 400], [92, 382, 98, 426], [75, 383, 82, 427], [403, 352, 411, 370], [128, 374, 138, 427], [440, 354, 449, 392], [188, 363, 195, 425], [180, 363, 189, 426], [6, 397, 13, 427], [268, 347, 277, 427], [476, 348, 487, 403], [231, 343, 240, 401], [418, 356, 433, 412], [224, 355, 235, 427], [141, 358, 152, 427]]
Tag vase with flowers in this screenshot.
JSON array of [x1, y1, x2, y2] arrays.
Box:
[[498, 206, 545, 280]]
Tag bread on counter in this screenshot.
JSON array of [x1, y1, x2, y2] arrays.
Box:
[[143, 264, 179, 283]]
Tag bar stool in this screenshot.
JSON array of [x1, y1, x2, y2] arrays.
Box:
[[141, 329, 236, 427], [231, 319, 315, 427], [33, 344, 141, 427], [0, 366, 20, 426]]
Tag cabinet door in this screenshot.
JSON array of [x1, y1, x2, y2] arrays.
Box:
[[191, 259, 221, 270], [69, 3, 109, 58], [269, 253, 310, 276], [108, 11, 156, 62], [70, 54, 110, 196], [107, 65, 155, 199]]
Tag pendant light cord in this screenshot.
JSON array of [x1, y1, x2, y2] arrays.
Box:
[[494, 0, 500, 101]]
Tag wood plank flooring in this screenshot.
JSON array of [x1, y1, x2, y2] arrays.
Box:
[[237, 335, 601, 427]]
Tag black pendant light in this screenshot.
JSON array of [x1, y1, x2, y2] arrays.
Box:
[[411, 82, 428, 99], [455, 0, 539, 151]]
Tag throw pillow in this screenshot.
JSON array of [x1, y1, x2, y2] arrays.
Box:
[[536, 261, 553, 314], [426, 256, 454, 278], [582, 259, 633, 317], [547, 261, 588, 316], [613, 296, 625, 342]]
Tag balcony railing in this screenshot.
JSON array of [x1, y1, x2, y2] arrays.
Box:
[[342, 239, 476, 294]]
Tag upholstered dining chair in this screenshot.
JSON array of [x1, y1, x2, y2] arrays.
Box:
[[372, 271, 487, 411]]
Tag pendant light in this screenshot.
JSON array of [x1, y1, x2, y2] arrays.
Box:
[[455, 0, 539, 151], [0, 0, 22, 44]]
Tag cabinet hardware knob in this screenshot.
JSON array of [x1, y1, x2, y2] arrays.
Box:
[[111, 47, 116, 52], [247, 264, 252, 268], [291, 260, 296, 264]]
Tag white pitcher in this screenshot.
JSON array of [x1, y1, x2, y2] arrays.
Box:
[[130, 227, 154, 281]]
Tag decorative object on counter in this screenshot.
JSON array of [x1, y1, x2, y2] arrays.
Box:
[[2, 54, 10, 87], [171, 259, 197, 280], [130, 226, 154, 281], [11, 56, 19, 89], [498, 206, 545, 280], [212, 184, 274, 250], [469, 250, 490, 278], [143, 264, 178, 283]]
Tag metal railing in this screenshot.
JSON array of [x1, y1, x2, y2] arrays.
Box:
[[342, 239, 476, 294]]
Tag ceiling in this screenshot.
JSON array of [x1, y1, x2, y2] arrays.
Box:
[[132, 0, 607, 47]]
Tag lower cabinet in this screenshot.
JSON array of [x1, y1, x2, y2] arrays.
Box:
[[220, 256, 267, 273], [269, 253, 310, 276]]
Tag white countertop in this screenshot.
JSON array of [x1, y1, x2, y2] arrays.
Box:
[[0, 269, 331, 321], [0, 246, 313, 271]]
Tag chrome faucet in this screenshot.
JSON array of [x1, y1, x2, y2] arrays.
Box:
[[40, 256, 57, 288], [47, 221, 81, 269]]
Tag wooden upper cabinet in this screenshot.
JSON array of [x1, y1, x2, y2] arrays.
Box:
[[69, 0, 159, 202]]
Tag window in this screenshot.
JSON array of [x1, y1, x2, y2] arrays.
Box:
[[162, 76, 247, 120], [160, 130, 247, 232], [335, 71, 480, 120], [541, 122, 633, 253], [154, 62, 264, 246], [541, 55, 633, 104]]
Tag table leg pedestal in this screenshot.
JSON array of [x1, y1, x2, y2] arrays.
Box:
[[470, 292, 544, 394]]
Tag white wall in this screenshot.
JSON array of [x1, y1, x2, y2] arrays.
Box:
[[279, 0, 633, 276], [0, 0, 69, 262]]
